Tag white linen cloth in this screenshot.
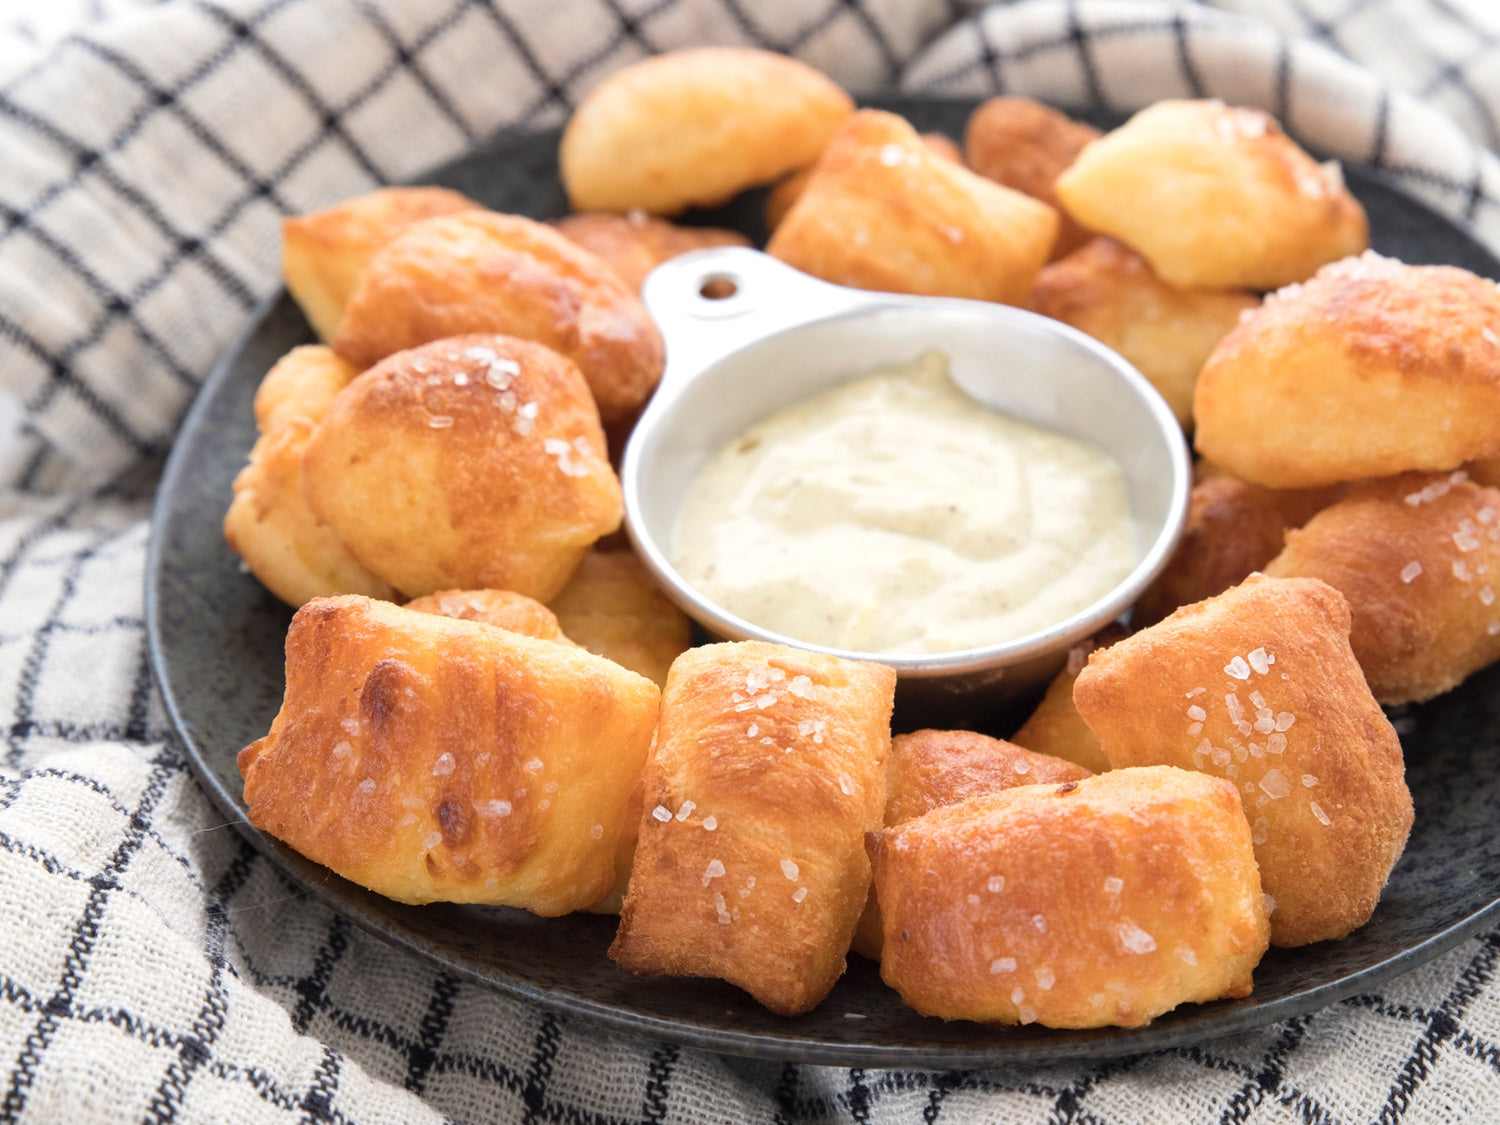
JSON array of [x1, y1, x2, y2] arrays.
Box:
[[1, 0, 1498, 1120]]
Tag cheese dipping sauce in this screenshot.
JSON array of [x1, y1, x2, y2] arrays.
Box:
[[670, 352, 1136, 654]]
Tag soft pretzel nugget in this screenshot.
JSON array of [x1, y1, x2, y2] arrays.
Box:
[[1132, 471, 1343, 627], [552, 211, 750, 292], [239, 595, 659, 913], [282, 186, 483, 343], [870, 767, 1268, 1027], [1032, 238, 1259, 427], [1055, 100, 1367, 290], [765, 131, 962, 232], [852, 729, 1089, 960], [334, 211, 665, 423], [766, 110, 1058, 305], [964, 96, 1099, 259], [1265, 472, 1500, 703], [548, 549, 692, 688], [1074, 574, 1413, 947], [302, 334, 622, 601], [223, 345, 395, 607], [609, 641, 896, 1017], [1008, 628, 1126, 774], [404, 588, 571, 644], [560, 47, 853, 215], [1194, 252, 1500, 488]]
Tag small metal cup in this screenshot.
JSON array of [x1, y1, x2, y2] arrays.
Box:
[[622, 247, 1191, 722]]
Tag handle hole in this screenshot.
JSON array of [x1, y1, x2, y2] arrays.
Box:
[[698, 274, 738, 300]]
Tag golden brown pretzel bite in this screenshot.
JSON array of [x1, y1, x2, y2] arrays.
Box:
[[1265, 471, 1500, 703], [551, 211, 750, 292], [302, 334, 622, 601], [1074, 574, 1413, 947], [1132, 471, 1344, 627], [282, 186, 483, 344], [766, 109, 1058, 305], [1055, 99, 1367, 289], [334, 211, 665, 424], [559, 47, 854, 215], [1008, 626, 1127, 773], [609, 641, 895, 1017], [1031, 238, 1259, 427], [870, 766, 1268, 1027], [851, 729, 1090, 960], [964, 96, 1099, 260], [765, 131, 962, 233], [1194, 252, 1500, 488], [223, 345, 395, 607], [547, 549, 691, 689], [239, 595, 659, 913]]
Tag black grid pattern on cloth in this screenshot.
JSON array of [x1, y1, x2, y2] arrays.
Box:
[[0, 0, 1499, 1121]]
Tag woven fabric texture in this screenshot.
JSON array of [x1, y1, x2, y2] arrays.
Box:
[[1, 0, 1498, 1121]]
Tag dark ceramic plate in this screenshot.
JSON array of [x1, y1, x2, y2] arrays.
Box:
[[146, 98, 1500, 1067]]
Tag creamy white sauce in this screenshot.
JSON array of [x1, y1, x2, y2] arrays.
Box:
[[670, 352, 1135, 654]]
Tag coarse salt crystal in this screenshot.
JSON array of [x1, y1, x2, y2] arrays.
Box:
[[357, 778, 375, 796], [1035, 968, 1056, 991], [1275, 712, 1296, 731], [1103, 876, 1123, 896], [987, 875, 1005, 893], [1302, 774, 1318, 787], [1248, 647, 1271, 675], [788, 675, 814, 698], [1186, 686, 1206, 698], [1260, 769, 1291, 799], [1266, 733, 1288, 754], [1032, 914, 1047, 933], [877, 143, 908, 166], [590, 824, 604, 839], [1482, 587, 1496, 606], [701, 859, 725, 886], [1013, 760, 1030, 775], [1010, 987, 1026, 1005], [1401, 561, 1424, 584], [424, 832, 442, 850], [792, 887, 808, 903], [703, 816, 718, 831], [1310, 801, 1332, 826], [1117, 922, 1156, 954], [651, 805, 672, 822], [1224, 656, 1251, 680], [432, 752, 455, 776], [1187, 705, 1207, 722], [478, 799, 512, 818], [427, 414, 454, 429], [676, 800, 696, 821], [989, 957, 1016, 974], [1455, 560, 1474, 582], [780, 859, 799, 880]]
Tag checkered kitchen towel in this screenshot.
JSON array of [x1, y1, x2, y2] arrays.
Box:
[[2, 0, 1499, 1121]]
